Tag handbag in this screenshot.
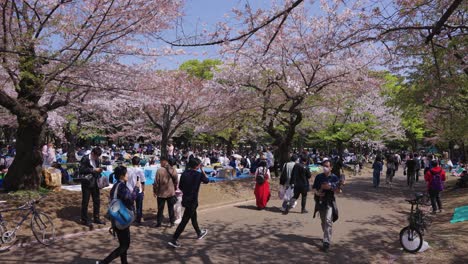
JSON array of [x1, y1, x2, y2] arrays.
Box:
[[278, 185, 285, 200], [98, 176, 110, 189], [284, 186, 294, 201], [108, 182, 135, 230], [75, 173, 93, 183]]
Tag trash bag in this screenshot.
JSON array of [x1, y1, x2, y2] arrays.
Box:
[[174, 195, 183, 224], [278, 185, 285, 200], [418, 241, 430, 252], [284, 186, 294, 201]]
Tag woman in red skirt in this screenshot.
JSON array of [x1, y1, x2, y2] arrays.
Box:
[[254, 160, 271, 210]]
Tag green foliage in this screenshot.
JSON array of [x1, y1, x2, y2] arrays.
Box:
[[381, 72, 427, 147], [314, 112, 380, 143], [179, 59, 222, 80]]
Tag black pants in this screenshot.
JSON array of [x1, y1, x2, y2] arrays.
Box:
[[157, 197, 175, 225], [102, 227, 130, 264], [173, 203, 200, 241], [293, 187, 308, 211], [429, 189, 442, 212], [81, 184, 100, 221]]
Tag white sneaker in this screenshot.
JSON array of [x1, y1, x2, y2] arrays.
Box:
[[168, 241, 181, 248], [197, 229, 208, 240], [292, 201, 298, 209]]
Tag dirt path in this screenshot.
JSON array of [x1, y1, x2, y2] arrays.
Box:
[[1, 168, 467, 264]]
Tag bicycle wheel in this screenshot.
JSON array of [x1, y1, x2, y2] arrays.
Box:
[[399, 226, 423, 253], [31, 212, 55, 246]]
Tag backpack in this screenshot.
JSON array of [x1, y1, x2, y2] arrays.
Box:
[[430, 171, 443, 191], [108, 182, 135, 230], [256, 167, 266, 185]]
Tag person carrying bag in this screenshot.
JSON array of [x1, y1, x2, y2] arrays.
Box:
[[79, 147, 105, 226], [98, 166, 139, 264]]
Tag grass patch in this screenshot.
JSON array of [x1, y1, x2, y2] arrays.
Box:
[[4, 187, 51, 201]]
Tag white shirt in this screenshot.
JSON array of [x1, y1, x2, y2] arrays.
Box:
[[126, 167, 145, 193], [88, 154, 97, 169]]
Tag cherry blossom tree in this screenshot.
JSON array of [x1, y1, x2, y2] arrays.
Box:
[[0, 0, 182, 190], [304, 78, 404, 154], [212, 1, 384, 165]]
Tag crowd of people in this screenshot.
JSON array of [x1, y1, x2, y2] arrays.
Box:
[[1, 140, 466, 262]]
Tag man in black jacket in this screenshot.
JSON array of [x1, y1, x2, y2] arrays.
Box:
[[79, 147, 105, 226], [168, 158, 209, 248], [290, 156, 312, 213]]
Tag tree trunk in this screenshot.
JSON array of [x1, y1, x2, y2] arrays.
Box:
[[337, 141, 344, 157], [160, 130, 169, 158], [4, 112, 47, 191], [274, 139, 292, 168], [64, 126, 77, 163]]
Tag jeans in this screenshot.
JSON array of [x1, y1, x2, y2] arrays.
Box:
[[173, 202, 201, 241], [81, 184, 100, 221], [157, 197, 175, 225], [429, 189, 442, 212], [102, 227, 130, 264], [135, 192, 144, 222], [319, 205, 333, 244], [373, 171, 380, 187], [292, 187, 308, 211]]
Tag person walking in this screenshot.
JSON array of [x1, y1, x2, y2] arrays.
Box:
[[290, 156, 312, 213], [372, 156, 383, 188], [126, 156, 145, 224], [254, 160, 271, 210], [79, 147, 105, 226], [168, 158, 209, 248], [424, 160, 446, 214], [153, 157, 178, 227], [414, 153, 422, 182], [312, 160, 341, 253], [98, 166, 140, 264], [279, 155, 298, 214], [385, 154, 396, 186], [405, 154, 417, 189]]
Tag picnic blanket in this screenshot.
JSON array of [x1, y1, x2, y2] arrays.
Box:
[[61, 184, 113, 192], [308, 165, 322, 172], [450, 205, 468, 224]]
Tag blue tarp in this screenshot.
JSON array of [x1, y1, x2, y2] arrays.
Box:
[[101, 168, 157, 185], [450, 205, 468, 224]]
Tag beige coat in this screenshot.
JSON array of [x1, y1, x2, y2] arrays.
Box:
[[153, 166, 178, 198]]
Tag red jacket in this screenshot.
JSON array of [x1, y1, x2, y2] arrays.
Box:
[[424, 166, 446, 191]]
